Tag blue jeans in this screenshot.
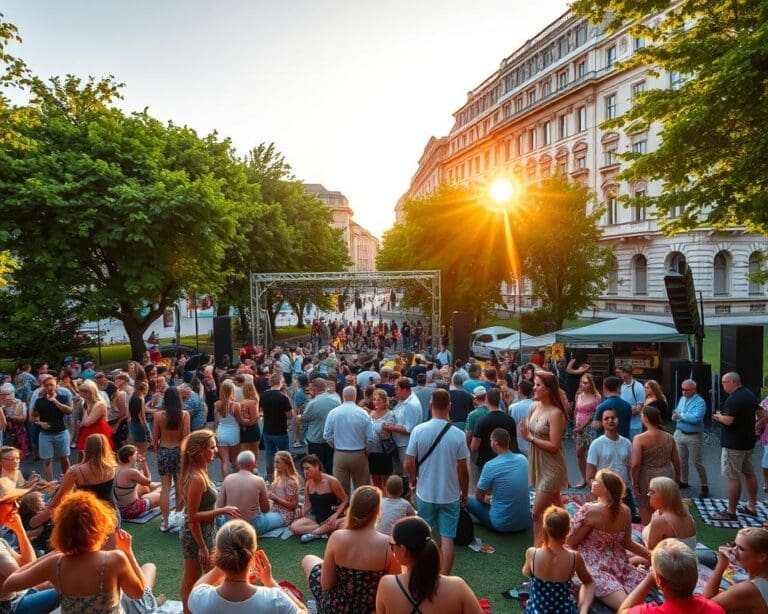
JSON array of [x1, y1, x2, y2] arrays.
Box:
[[14, 588, 60, 613], [262, 433, 289, 472], [252, 511, 287, 535], [466, 497, 496, 531]]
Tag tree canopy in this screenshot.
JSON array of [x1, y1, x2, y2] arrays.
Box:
[[572, 0, 768, 235]]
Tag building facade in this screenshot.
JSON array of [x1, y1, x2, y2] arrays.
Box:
[[396, 11, 768, 322], [304, 183, 380, 272]]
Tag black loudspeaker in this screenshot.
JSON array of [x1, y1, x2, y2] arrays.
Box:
[[451, 311, 471, 364], [720, 325, 764, 398], [664, 268, 701, 335], [213, 316, 234, 367]]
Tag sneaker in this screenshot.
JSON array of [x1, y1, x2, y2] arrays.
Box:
[[300, 533, 320, 543], [159, 520, 171, 533]]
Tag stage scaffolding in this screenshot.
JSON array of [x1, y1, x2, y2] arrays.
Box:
[[249, 270, 441, 350]]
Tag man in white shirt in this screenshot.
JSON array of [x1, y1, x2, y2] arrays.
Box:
[[587, 407, 639, 521], [617, 365, 645, 440], [405, 389, 469, 574], [324, 386, 374, 496], [382, 377, 423, 477]]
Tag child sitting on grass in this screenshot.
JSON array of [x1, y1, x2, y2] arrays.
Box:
[[375, 475, 415, 536], [523, 505, 594, 613], [18, 491, 53, 552]]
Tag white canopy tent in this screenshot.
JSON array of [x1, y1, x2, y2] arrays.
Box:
[[555, 317, 688, 344]]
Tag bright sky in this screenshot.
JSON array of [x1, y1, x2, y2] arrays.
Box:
[[6, 0, 568, 237]]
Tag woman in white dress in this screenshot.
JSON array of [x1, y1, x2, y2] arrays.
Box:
[[214, 380, 242, 481]]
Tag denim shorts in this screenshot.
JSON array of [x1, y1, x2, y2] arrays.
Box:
[[416, 496, 460, 538], [38, 430, 70, 459]]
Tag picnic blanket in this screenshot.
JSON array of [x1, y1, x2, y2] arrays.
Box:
[[122, 506, 162, 524], [693, 497, 768, 528]]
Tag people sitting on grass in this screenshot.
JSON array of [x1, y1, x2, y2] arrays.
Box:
[[467, 428, 531, 533], [302, 485, 401, 613], [619, 539, 724, 613], [290, 454, 348, 543], [0, 477, 59, 613], [0, 446, 48, 490], [264, 451, 301, 533], [189, 519, 306, 612], [703, 527, 768, 612], [18, 490, 53, 552], [375, 475, 415, 536], [216, 450, 270, 533], [114, 445, 162, 520], [4, 490, 145, 612], [375, 516, 482, 614], [566, 469, 648, 611], [631, 476, 696, 566], [523, 505, 594, 613]]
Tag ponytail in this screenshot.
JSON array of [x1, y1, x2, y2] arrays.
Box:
[[392, 517, 441, 604]]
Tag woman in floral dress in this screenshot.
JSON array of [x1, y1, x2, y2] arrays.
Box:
[[566, 469, 649, 611], [1, 383, 27, 458]]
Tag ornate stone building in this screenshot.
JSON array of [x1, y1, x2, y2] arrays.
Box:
[[304, 183, 379, 272], [396, 11, 768, 322]]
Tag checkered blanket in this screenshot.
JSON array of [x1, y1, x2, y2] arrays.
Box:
[[693, 497, 768, 528]]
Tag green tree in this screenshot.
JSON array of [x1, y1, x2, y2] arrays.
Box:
[[378, 184, 510, 326], [517, 176, 614, 330], [572, 0, 768, 237], [0, 75, 249, 360]]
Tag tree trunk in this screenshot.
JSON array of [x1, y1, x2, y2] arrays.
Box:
[[122, 316, 149, 362], [292, 303, 304, 328]]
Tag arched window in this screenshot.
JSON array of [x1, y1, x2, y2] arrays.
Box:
[[667, 252, 686, 274], [713, 251, 728, 296], [607, 258, 619, 295], [749, 252, 764, 296], [634, 255, 648, 295]]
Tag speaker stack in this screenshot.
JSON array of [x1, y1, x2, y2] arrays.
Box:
[[213, 316, 234, 367], [451, 311, 471, 364], [720, 325, 764, 398]]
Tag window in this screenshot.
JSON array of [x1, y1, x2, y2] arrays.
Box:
[[668, 204, 684, 217], [474, 156, 480, 174], [631, 81, 646, 98], [558, 37, 569, 58], [577, 60, 586, 78], [575, 155, 586, 169], [606, 195, 619, 224], [558, 114, 568, 139], [527, 165, 537, 181], [714, 252, 728, 296], [517, 133, 525, 156], [604, 148, 617, 166], [558, 70, 568, 90], [577, 106, 587, 132], [543, 121, 552, 145], [606, 45, 617, 67], [557, 159, 568, 174], [749, 252, 764, 295], [503, 102, 511, 118], [632, 140, 647, 155], [575, 23, 587, 47], [607, 262, 619, 295], [634, 255, 648, 295], [670, 72, 683, 90], [484, 151, 491, 170], [634, 37, 646, 51], [633, 189, 646, 221], [542, 80, 551, 98], [515, 96, 523, 112], [529, 128, 537, 150], [605, 94, 617, 120], [527, 89, 536, 106], [668, 252, 687, 274]]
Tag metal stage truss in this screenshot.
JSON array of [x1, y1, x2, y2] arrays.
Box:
[[249, 270, 441, 349]]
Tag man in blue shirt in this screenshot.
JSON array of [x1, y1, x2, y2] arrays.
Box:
[[467, 428, 531, 532], [617, 365, 645, 440], [672, 379, 709, 497], [592, 376, 633, 439]]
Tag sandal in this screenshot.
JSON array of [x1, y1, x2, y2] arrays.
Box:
[[738, 505, 759, 517], [711, 511, 738, 521]]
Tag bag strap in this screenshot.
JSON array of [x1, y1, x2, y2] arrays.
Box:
[[415, 422, 452, 475]]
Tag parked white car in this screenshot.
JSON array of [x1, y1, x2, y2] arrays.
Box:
[[471, 326, 519, 359]]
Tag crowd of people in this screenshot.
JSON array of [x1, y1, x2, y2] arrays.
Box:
[[0, 343, 766, 613]]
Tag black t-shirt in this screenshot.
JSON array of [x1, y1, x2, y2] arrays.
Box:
[[255, 377, 269, 395], [721, 386, 761, 451], [261, 389, 292, 435], [33, 395, 68, 432], [104, 382, 117, 400], [449, 389, 474, 423], [474, 411, 519, 466], [376, 383, 395, 397]]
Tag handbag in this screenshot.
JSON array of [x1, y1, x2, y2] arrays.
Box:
[[381, 435, 397, 456], [454, 505, 475, 546]]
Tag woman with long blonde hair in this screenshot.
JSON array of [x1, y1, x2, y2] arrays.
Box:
[[75, 379, 113, 455], [238, 381, 261, 461], [573, 373, 600, 488], [179, 430, 241, 614], [50, 433, 118, 512], [214, 380, 242, 480], [519, 370, 570, 544], [260, 450, 300, 533]]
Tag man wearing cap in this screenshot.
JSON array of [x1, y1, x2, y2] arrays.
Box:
[[464, 386, 489, 488], [31, 376, 72, 482], [0, 477, 60, 612], [80, 361, 96, 381]]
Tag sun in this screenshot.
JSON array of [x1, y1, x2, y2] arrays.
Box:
[[489, 178, 514, 205]]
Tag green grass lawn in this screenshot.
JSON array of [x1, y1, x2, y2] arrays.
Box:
[[126, 505, 738, 613]]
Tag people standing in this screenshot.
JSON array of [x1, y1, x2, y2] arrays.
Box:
[[519, 371, 569, 544], [367, 389, 398, 490], [470, 388, 518, 470], [509, 380, 534, 456], [617, 366, 645, 440], [573, 373, 600, 488], [238, 381, 261, 462], [324, 386, 373, 496], [405, 389, 469, 574], [672, 379, 709, 498], [301, 378, 339, 475], [213, 380, 242, 481], [592, 376, 633, 440], [31, 375, 73, 482], [179, 430, 241, 613], [712, 372, 764, 520], [260, 374, 293, 479], [382, 377, 423, 483]]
